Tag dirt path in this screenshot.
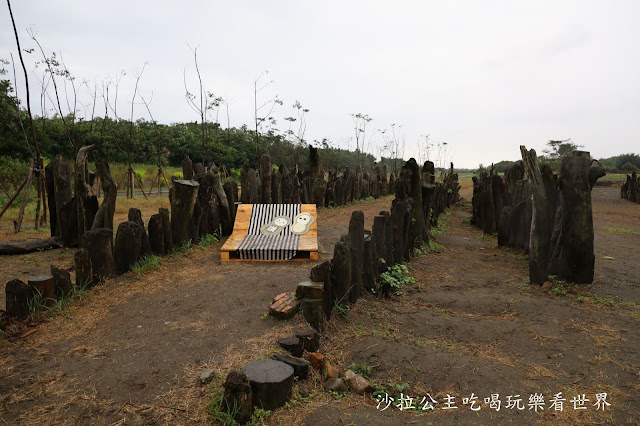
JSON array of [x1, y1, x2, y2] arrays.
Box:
[[0, 197, 393, 424], [1, 187, 638, 425], [302, 189, 640, 425]]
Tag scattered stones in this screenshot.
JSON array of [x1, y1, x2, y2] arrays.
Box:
[[278, 337, 303, 357], [307, 352, 325, 369], [294, 326, 320, 352], [223, 371, 253, 423], [199, 369, 215, 386], [344, 369, 375, 395], [272, 354, 310, 380], [296, 281, 323, 299], [269, 292, 300, 320], [243, 359, 294, 410], [323, 378, 347, 393], [322, 362, 339, 379]]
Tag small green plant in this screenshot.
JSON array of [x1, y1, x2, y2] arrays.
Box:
[[260, 312, 269, 320], [199, 233, 219, 249], [27, 287, 52, 318], [332, 300, 350, 318], [553, 284, 567, 296], [171, 239, 193, 254], [577, 296, 588, 303], [603, 226, 639, 235], [328, 389, 347, 400], [347, 362, 373, 377], [207, 394, 240, 425], [131, 255, 162, 279], [248, 407, 272, 425], [379, 264, 415, 296]]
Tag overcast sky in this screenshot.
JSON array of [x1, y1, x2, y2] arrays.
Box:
[[2, 0, 639, 168]]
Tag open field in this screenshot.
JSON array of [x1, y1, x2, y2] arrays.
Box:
[[0, 181, 639, 424]]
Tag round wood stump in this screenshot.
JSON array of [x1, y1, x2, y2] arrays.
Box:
[[243, 359, 294, 410]]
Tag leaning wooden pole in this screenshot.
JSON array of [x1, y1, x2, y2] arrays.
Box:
[[520, 146, 551, 285]]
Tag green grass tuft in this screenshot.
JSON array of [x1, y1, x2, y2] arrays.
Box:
[[131, 255, 162, 279]]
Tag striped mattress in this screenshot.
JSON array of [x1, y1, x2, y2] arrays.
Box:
[[237, 204, 301, 260]]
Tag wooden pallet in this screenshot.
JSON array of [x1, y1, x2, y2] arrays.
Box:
[[220, 204, 318, 261]]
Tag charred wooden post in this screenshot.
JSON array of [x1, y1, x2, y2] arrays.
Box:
[[75, 145, 96, 244], [331, 239, 352, 306], [224, 181, 239, 223], [294, 326, 320, 352], [260, 154, 272, 204], [159, 207, 173, 253], [310, 260, 333, 320], [403, 159, 425, 253], [211, 164, 233, 236], [148, 214, 164, 255], [312, 178, 327, 208], [309, 145, 320, 181], [92, 157, 116, 232], [171, 180, 200, 246], [391, 197, 406, 265], [74, 248, 92, 287], [44, 162, 57, 236], [51, 265, 73, 299], [363, 230, 377, 293], [181, 154, 194, 180], [372, 214, 389, 272], [0, 236, 64, 255], [51, 155, 76, 246], [243, 360, 294, 410], [271, 172, 282, 204], [302, 297, 323, 330], [222, 372, 253, 424], [82, 228, 114, 283], [5, 279, 31, 319], [28, 275, 55, 307], [114, 221, 146, 274], [520, 146, 552, 284], [348, 211, 365, 303]]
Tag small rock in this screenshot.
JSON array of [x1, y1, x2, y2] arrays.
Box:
[[343, 369, 374, 395], [323, 377, 347, 393], [269, 292, 300, 319], [322, 362, 340, 379], [278, 337, 303, 357], [296, 281, 324, 299], [199, 369, 215, 386], [541, 281, 552, 290], [307, 352, 325, 369]]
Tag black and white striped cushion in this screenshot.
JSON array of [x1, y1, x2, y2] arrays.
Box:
[[238, 204, 301, 260]]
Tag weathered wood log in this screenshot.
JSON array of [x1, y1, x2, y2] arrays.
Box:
[[128, 208, 144, 228], [278, 337, 303, 357], [312, 178, 327, 208], [330, 239, 352, 306], [114, 221, 146, 274], [148, 214, 164, 255], [5, 279, 32, 319], [402, 159, 425, 253], [372, 214, 388, 272], [363, 231, 377, 293], [51, 265, 73, 298], [548, 151, 604, 283], [391, 198, 406, 265], [181, 154, 193, 180], [82, 228, 114, 283], [51, 155, 73, 244], [309, 146, 320, 181], [271, 172, 282, 204], [28, 275, 55, 307], [293, 326, 320, 352], [75, 144, 96, 244], [243, 359, 294, 410], [224, 181, 238, 223], [260, 154, 272, 204], [44, 162, 57, 237], [310, 260, 333, 320], [520, 146, 552, 284], [92, 157, 116, 231], [272, 354, 309, 380], [159, 207, 173, 253], [348, 211, 364, 302], [289, 169, 301, 204], [74, 248, 93, 287], [210, 164, 233, 236], [296, 281, 323, 299], [171, 179, 200, 246], [302, 297, 323, 330], [240, 163, 250, 204], [0, 236, 64, 255], [248, 168, 260, 204], [194, 162, 205, 176], [222, 372, 253, 424]]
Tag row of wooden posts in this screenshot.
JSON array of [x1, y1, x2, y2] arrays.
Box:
[[471, 147, 606, 285], [621, 172, 640, 203]]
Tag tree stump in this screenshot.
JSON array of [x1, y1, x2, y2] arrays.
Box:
[[171, 180, 200, 246], [296, 281, 323, 299], [5, 279, 31, 319], [278, 337, 303, 357], [363, 231, 377, 293], [260, 154, 272, 204], [272, 354, 309, 380], [74, 248, 93, 288], [148, 214, 164, 255], [28, 275, 55, 307], [114, 221, 146, 274], [294, 326, 320, 352], [82, 228, 114, 283], [223, 372, 253, 423], [243, 360, 294, 410], [159, 207, 173, 253], [302, 297, 323, 330], [51, 265, 73, 298], [128, 208, 144, 228], [310, 260, 333, 320], [372, 214, 389, 272]]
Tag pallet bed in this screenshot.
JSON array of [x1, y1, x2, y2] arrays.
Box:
[[220, 204, 318, 261]]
